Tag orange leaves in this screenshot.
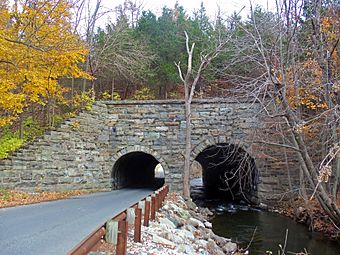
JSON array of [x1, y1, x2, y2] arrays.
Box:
[[285, 59, 328, 111], [0, 189, 95, 208], [0, 0, 90, 126]]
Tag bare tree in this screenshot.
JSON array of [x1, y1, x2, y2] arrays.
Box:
[[115, 0, 144, 28], [93, 22, 154, 97], [176, 32, 228, 198], [224, 0, 340, 225]]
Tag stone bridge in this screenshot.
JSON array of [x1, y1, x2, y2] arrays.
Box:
[[0, 99, 299, 202]]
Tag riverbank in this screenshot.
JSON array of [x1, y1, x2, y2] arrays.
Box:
[[94, 192, 244, 255], [275, 197, 340, 240]]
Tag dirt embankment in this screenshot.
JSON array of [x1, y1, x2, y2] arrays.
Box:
[[276, 197, 340, 240]]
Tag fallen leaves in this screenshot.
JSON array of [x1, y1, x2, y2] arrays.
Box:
[[278, 196, 340, 240], [0, 189, 99, 208]]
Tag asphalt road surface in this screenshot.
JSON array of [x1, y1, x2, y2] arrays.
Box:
[[0, 188, 153, 255]]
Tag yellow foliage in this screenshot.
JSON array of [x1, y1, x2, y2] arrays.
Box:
[[286, 59, 328, 110], [131, 87, 155, 100], [101, 91, 121, 100], [70, 121, 80, 131], [0, 0, 91, 126]]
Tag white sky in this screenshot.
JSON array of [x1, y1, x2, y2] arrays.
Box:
[[98, 0, 277, 26]]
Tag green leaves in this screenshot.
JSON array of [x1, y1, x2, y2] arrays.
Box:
[[0, 136, 24, 159], [0, 117, 44, 159]]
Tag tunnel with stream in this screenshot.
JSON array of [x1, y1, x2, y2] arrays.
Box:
[[193, 143, 258, 202], [112, 151, 165, 190]]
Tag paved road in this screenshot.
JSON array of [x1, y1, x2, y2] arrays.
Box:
[[0, 188, 153, 255]]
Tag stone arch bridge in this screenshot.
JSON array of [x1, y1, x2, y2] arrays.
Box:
[[0, 99, 298, 202]]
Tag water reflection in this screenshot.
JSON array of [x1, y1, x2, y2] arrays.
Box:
[[212, 209, 340, 255]]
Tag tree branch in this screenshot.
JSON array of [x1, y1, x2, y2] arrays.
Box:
[[251, 140, 301, 152]]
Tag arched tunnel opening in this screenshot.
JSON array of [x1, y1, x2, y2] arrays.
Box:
[[112, 152, 165, 190], [192, 143, 258, 203]]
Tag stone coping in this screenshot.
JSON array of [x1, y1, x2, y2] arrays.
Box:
[[97, 97, 258, 106]]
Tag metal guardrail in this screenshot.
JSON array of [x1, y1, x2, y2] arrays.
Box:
[[67, 185, 169, 255]]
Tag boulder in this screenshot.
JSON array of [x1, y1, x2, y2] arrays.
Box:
[[159, 217, 176, 229], [185, 224, 196, 233], [152, 234, 175, 247], [223, 242, 238, 254], [196, 239, 208, 247], [162, 232, 184, 244], [204, 221, 212, 228], [168, 214, 184, 228], [199, 207, 214, 217], [207, 239, 225, 255], [188, 217, 205, 228], [177, 229, 195, 241], [185, 199, 198, 211]]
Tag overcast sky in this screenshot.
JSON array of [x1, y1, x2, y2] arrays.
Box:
[[98, 0, 277, 25]]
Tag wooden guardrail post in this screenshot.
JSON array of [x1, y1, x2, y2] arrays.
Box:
[[68, 188, 171, 255], [156, 191, 160, 211], [151, 194, 156, 220], [116, 220, 128, 255], [144, 197, 151, 226], [160, 187, 164, 206], [159, 189, 163, 208], [162, 188, 165, 204], [134, 207, 142, 242]]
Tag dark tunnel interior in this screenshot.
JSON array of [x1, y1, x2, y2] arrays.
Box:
[[195, 143, 258, 202], [112, 152, 165, 190]]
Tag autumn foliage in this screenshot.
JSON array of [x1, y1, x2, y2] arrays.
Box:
[[0, 0, 90, 127], [0, 188, 98, 208]]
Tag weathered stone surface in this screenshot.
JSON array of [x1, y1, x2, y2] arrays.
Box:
[[152, 234, 175, 247], [0, 99, 299, 203], [159, 217, 176, 229], [188, 217, 205, 228], [204, 221, 212, 228], [207, 239, 225, 255]]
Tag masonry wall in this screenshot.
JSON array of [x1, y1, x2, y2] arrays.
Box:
[[0, 99, 300, 202], [0, 103, 112, 192]]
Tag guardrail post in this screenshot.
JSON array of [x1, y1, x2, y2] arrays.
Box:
[[117, 220, 128, 255], [161, 188, 164, 206], [144, 197, 151, 226], [159, 189, 162, 208], [134, 207, 142, 242], [160, 187, 165, 206], [151, 194, 156, 220], [156, 191, 160, 211]]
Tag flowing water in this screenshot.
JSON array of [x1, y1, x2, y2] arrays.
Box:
[[191, 178, 340, 255]]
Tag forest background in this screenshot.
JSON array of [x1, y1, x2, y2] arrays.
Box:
[[0, 0, 339, 230]]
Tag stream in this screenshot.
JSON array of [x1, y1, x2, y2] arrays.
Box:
[[191, 178, 340, 255]]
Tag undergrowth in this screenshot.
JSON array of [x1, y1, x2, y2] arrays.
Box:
[[0, 117, 45, 159]]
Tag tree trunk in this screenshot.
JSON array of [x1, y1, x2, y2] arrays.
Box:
[[71, 77, 74, 100], [283, 99, 340, 225], [111, 78, 115, 100], [19, 114, 24, 140]]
